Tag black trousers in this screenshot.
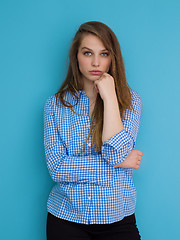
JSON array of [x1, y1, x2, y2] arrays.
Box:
[[46, 212, 141, 240]]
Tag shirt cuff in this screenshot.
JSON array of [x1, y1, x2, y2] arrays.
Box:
[[101, 129, 133, 166]]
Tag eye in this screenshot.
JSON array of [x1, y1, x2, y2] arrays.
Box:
[[101, 52, 109, 56], [83, 51, 92, 56]]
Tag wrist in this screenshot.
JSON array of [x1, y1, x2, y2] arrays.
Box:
[[103, 92, 118, 105]]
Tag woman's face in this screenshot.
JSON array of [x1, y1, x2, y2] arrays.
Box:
[[77, 34, 111, 83]]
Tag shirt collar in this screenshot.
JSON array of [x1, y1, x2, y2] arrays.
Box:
[[66, 90, 89, 116], [74, 90, 88, 98]]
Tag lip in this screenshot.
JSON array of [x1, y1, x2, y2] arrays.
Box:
[[89, 70, 102, 75]]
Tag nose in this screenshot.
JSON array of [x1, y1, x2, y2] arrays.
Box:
[[92, 55, 100, 67]]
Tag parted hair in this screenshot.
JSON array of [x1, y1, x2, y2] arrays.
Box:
[[55, 21, 134, 154]]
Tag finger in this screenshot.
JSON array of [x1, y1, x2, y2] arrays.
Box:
[[134, 149, 143, 155], [137, 151, 143, 156], [104, 72, 113, 78], [135, 165, 140, 169], [103, 72, 109, 76], [101, 72, 112, 79], [132, 149, 142, 156], [99, 72, 106, 78]]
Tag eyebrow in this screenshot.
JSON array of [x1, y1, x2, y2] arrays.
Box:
[[81, 47, 108, 51]]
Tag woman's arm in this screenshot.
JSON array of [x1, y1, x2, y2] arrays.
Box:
[[44, 96, 114, 187], [101, 92, 142, 167], [94, 73, 142, 167], [102, 93, 143, 169], [102, 93, 124, 143], [113, 149, 143, 169]]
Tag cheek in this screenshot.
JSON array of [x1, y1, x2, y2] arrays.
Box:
[[104, 58, 112, 70], [78, 56, 89, 71]]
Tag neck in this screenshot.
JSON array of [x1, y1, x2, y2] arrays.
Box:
[[82, 80, 98, 100]]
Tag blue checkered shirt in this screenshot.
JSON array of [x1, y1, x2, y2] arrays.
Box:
[[44, 89, 142, 225]]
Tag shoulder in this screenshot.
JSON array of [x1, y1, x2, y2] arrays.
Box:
[[130, 88, 142, 102], [44, 94, 62, 115], [44, 91, 72, 114], [129, 88, 142, 109], [44, 94, 56, 109]]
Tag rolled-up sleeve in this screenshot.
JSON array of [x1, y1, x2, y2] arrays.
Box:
[[101, 92, 142, 166], [44, 96, 114, 187]]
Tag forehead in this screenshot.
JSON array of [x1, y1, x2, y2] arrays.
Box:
[[79, 34, 106, 50]]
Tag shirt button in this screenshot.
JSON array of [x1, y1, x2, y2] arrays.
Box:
[[87, 124, 90, 128], [87, 142, 91, 147], [88, 196, 91, 200]]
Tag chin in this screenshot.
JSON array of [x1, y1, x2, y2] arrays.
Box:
[[89, 75, 102, 80]]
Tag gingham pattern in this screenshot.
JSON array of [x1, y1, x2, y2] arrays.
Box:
[[44, 88, 142, 225]]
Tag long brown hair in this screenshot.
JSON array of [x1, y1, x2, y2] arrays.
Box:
[[55, 21, 134, 154]]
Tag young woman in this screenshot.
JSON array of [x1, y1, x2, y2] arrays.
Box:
[[44, 21, 143, 240]]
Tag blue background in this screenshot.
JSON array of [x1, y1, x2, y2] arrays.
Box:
[[1, 0, 180, 239]]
